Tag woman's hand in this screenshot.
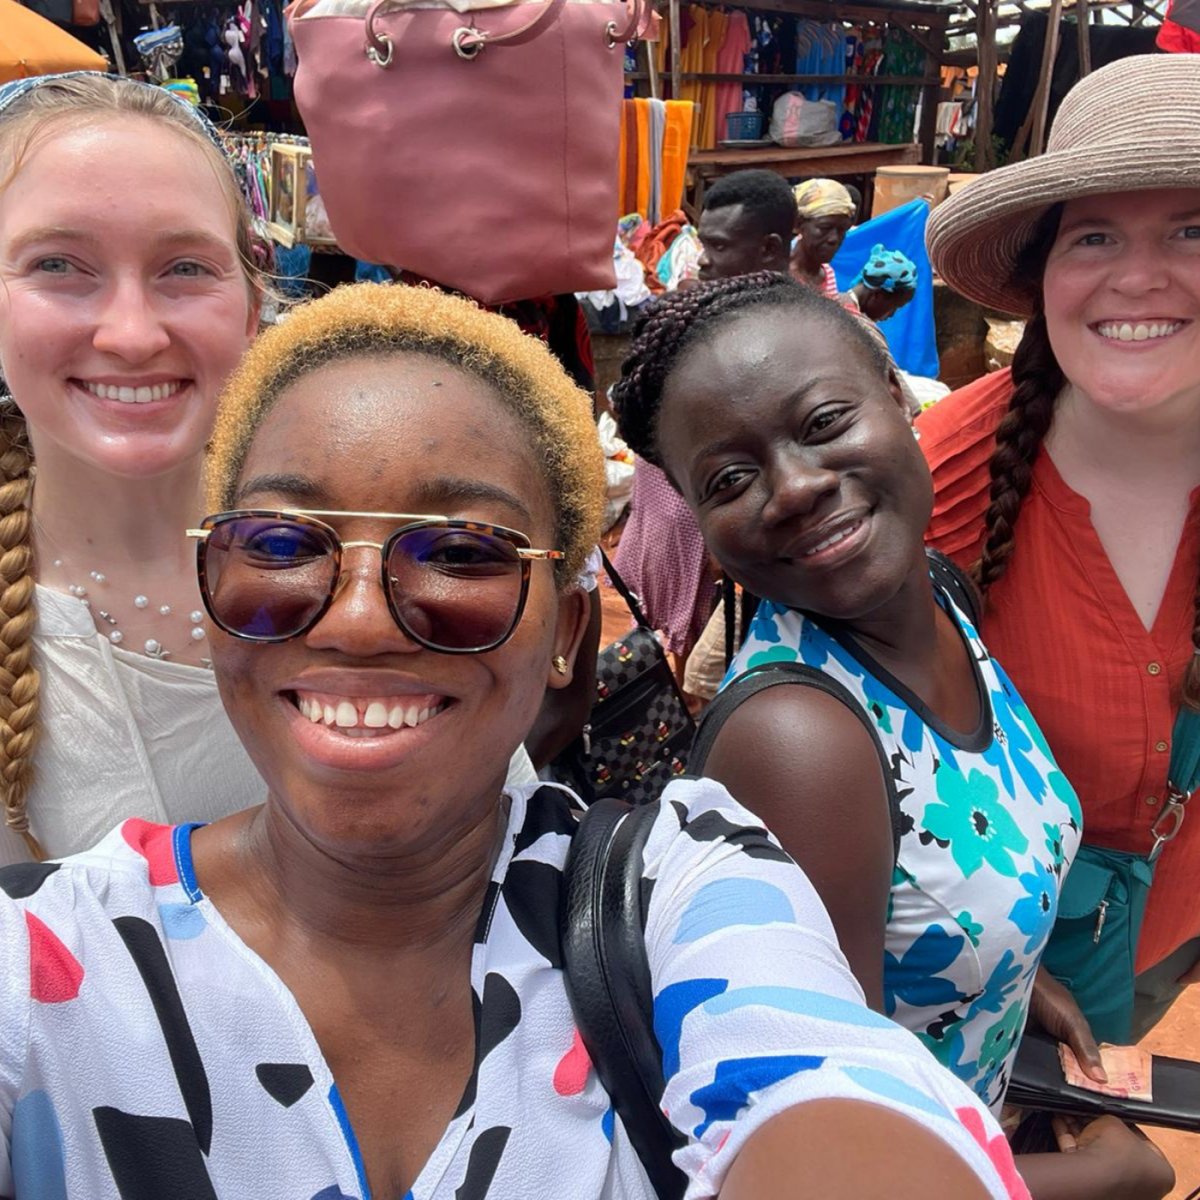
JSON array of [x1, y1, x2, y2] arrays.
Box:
[[1029, 968, 1107, 1084], [1052, 1116, 1175, 1200]]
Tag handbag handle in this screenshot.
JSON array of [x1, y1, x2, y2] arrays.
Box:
[[365, 0, 570, 65]]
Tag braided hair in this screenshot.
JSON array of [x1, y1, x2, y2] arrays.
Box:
[[611, 271, 886, 468], [974, 208, 1066, 597]]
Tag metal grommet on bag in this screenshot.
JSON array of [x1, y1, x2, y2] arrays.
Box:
[[365, 30, 394, 68], [453, 26, 484, 58], [605, 19, 619, 47]]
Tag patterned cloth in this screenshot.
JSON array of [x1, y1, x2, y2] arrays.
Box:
[[0, 781, 1029, 1200], [614, 457, 715, 657], [792, 178, 856, 220], [725, 580, 1082, 1113]]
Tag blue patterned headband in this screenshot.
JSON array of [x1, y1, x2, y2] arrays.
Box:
[[0, 72, 228, 164], [856, 244, 918, 293]]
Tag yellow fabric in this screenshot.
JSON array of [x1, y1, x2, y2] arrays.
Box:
[[679, 6, 706, 147], [661, 100, 694, 214], [634, 97, 652, 222], [793, 178, 857, 219]]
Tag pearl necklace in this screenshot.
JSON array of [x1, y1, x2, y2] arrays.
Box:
[[57, 561, 208, 664]]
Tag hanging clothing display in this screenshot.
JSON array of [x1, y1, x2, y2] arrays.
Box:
[[617, 100, 695, 222]]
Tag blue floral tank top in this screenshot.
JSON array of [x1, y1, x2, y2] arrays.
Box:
[[723, 582, 1082, 1113]]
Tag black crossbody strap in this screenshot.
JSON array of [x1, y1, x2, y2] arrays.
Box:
[[561, 799, 688, 1200], [690, 662, 902, 863], [925, 547, 983, 628], [599, 548, 654, 632]]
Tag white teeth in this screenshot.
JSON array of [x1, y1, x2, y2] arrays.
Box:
[[294, 692, 445, 734], [1096, 321, 1182, 343], [82, 380, 182, 404], [804, 520, 861, 557]]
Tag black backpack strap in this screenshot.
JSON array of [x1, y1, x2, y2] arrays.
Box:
[[561, 799, 688, 1200], [600, 548, 654, 632], [925, 547, 983, 629], [690, 662, 902, 864]]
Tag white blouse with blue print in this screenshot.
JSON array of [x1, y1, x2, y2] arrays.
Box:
[[724, 581, 1082, 1113], [0, 780, 1029, 1199]]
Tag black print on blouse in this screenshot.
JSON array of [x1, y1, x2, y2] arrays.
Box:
[[113, 917, 213, 1155], [255, 1063, 315, 1108], [0, 861, 60, 899], [512, 788, 579, 856], [454, 989, 485, 1120], [679, 809, 793, 864], [477, 973, 522, 1066], [501, 861, 564, 968], [454, 1125, 511, 1200], [93, 1108, 217, 1200], [473, 880, 503, 946]]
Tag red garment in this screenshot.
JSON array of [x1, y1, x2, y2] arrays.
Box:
[[712, 11, 752, 145], [917, 371, 1200, 972]]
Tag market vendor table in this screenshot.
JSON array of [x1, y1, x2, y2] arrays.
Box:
[[688, 141, 922, 211]]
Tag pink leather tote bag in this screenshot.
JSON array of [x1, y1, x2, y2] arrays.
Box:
[[290, 0, 643, 304]]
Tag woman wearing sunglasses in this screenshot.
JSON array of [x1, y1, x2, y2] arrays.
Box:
[[0, 73, 539, 869], [0, 284, 1025, 1199]]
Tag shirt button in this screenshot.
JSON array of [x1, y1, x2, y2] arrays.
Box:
[[1146, 795, 1159, 807], [1156, 741, 1170, 753], [1148, 662, 1163, 676]]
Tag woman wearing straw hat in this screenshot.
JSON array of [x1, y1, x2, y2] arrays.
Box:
[[920, 54, 1200, 1052]]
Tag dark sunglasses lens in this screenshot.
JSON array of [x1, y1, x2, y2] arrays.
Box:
[[388, 527, 524, 651], [203, 518, 337, 640]]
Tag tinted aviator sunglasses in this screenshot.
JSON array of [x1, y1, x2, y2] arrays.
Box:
[[187, 509, 564, 654]]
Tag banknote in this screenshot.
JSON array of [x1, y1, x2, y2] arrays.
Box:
[[1059, 1042, 1153, 1102]]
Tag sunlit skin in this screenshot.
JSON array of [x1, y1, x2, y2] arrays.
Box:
[[190, 354, 588, 1200], [0, 119, 256, 480]]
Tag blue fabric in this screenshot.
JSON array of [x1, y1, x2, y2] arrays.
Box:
[[832, 199, 938, 378]]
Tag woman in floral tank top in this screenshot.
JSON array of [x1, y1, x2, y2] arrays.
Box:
[[612, 272, 1175, 1200]]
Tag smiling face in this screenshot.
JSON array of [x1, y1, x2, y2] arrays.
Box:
[[0, 117, 257, 478], [207, 353, 584, 857], [1042, 188, 1200, 418], [654, 306, 931, 620]]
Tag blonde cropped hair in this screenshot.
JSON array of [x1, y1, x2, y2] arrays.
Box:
[[209, 283, 606, 587], [0, 73, 264, 860]]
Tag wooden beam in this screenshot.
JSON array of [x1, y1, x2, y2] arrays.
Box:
[[1077, 0, 1092, 75], [1029, 0, 1063, 155], [678, 72, 942, 85], [669, 0, 681, 100], [974, 0, 997, 170]]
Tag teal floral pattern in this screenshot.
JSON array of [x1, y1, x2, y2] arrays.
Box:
[[724, 583, 1081, 1113]]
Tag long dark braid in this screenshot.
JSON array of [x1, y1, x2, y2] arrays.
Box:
[[974, 207, 1065, 596], [611, 271, 886, 468]]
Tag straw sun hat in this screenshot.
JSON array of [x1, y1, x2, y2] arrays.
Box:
[[926, 54, 1200, 317]]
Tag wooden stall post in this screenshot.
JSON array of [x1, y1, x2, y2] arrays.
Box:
[[669, 0, 682, 100], [974, 0, 997, 171], [1077, 0, 1093, 76], [1030, 0, 1064, 155]]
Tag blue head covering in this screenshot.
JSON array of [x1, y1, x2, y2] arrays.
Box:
[[0, 72, 228, 164], [855, 244, 918, 293]]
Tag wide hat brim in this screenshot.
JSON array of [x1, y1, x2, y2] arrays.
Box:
[[927, 139, 1200, 317]]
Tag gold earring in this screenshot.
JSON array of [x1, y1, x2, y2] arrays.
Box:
[[552, 655, 569, 676]]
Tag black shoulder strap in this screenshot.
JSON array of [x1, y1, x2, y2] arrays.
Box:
[[600, 548, 653, 632], [925, 547, 983, 628], [561, 799, 688, 1200], [689, 662, 902, 864]]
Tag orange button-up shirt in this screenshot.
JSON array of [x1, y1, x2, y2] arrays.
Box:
[[917, 370, 1200, 973]]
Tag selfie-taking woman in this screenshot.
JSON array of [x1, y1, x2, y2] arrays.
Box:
[[0, 284, 1027, 1199], [0, 74, 540, 867], [612, 273, 1173, 1200]]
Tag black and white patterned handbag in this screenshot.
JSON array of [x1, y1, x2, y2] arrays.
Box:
[[549, 553, 694, 806]]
